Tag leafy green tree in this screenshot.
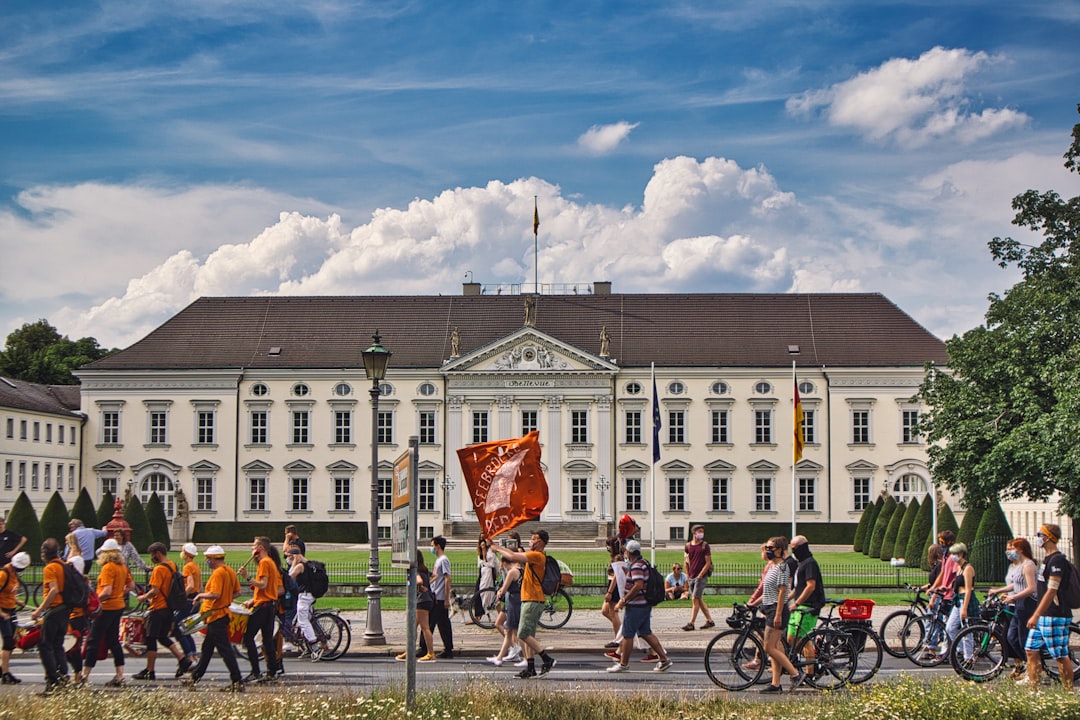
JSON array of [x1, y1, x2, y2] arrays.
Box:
[[862, 495, 885, 556], [917, 105, 1080, 551], [852, 503, 875, 553], [145, 492, 170, 550], [39, 492, 70, 546], [123, 494, 153, 553], [0, 319, 115, 385], [97, 490, 117, 529], [973, 502, 1014, 586], [5, 492, 42, 558], [70, 488, 98, 529], [906, 495, 935, 569], [956, 501, 986, 548], [894, 497, 920, 562], [881, 501, 906, 560], [869, 496, 898, 559]]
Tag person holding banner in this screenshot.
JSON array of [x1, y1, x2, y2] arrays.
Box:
[[491, 530, 557, 679]]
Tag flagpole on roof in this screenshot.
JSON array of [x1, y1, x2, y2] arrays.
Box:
[[650, 362, 658, 566], [790, 345, 802, 539], [533, 196, 539, 294]]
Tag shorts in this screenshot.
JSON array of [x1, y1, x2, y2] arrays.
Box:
[[621, 604, 653, 638], [786, 606, 818, 639], [0, 610, 15, 650], [145, 608, 176, 649], [761, 604, 790, 632], [505, 597, 521, 630], [518, 600, 544, 640], [689, 577, 708, 599], [1026, 616, 1071, 659]]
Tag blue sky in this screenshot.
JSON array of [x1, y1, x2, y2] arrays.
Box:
[[1, 1, 1079, 349]]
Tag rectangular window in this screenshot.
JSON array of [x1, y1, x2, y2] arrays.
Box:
[[377, 410, 393, 444], [17, 463, 26, 490], [668, 476, 686, 511], [521, 410, 538, 435], [149, 411, 168, 444], [58, 424, 65, 444], [44, 464, 51, 490], [799, 477, 816, 511], [102, 412, 119, 444], [710, 409, 729, 443], [45, 424, 52, 443], [335, 410, 352, 444], [711, 476, 729, 512], [32, 422, 40, 441], [378, 475, 392, 511], [291, 476, 309, 512], [571, 411, 589, 444], [4, 418, 11, 439], [55, 464, 63, 492], [249, 477, 267, 511], [4, 461, 12, 490], [667, 410, 685, 444], [68, 465, 75, 491], [852, 410, 870, 444], [419, 411, 437, 444], [292, 410, 310, 444], [31, 463, 39, 490], [70, 426, 76, 445], [754, 409, 772, 444], [902, 410, 920, 443], [802, 409, 815, 444], [571, 477, 588, 511], [625, 410, 642, 444], [334, 477, 352, 511], [19, 420, 27, 440], [419, 526, 435, 541], [755, 477, 773, 511], [196, 411, 215, 444], [472, 411, 488, 444], [625, 477, 642, 513], [378, 526, 391, 541], [101, 475, 117, 497], [250, 411, 268, 444], [196, 477, 215, 511], [670, 526, 685, 541], [418, 476, 436, 512], [853, 477, 872, 511]]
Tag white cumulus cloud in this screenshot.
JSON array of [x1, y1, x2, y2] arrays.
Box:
[[787, 46, 1028, 147], [577, 121, 640, 155]]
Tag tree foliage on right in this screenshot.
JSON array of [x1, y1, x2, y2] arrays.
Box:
[[917, 105, 1080, 551]]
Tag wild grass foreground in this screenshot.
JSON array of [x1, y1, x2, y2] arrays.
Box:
[[3, 676, 1079, 720]]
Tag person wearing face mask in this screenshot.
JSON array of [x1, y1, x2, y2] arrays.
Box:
[[989, 538, 1037, 679], [419, 536, 454, 659], [944, 542, 977, 665], [682, 525, 715, 631], [922, 530, 959, 659], [787, 536, 825, 653], [758, 536, 805, 693], [1023, 524, 1074, 691]]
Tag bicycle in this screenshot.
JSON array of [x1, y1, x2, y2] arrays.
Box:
[[878, 583, 930, 658], [537, 587, 572, 629], [899, 589, 953, 667], [814, 598, 883, 685]]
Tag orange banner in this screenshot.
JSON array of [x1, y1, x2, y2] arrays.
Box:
[[457, 430, 549, 538]]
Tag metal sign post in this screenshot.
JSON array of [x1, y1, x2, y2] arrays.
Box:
[[392, 438, 419, 707]]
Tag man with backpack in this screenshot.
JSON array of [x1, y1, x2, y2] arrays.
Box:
[[286, 546, 329, 660], [606, 540, 672, 674], [492, 529, 557, 679], [30, 538, 70, 694], [132, 542, 193, 680], [1024, 523, 1075, 691]]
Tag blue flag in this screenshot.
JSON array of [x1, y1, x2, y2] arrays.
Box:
[[652, 376, 661, 463]]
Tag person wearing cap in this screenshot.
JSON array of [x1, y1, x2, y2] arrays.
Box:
[[682, 524, 715, 631], [173, 542, 201, 664], [64, 519, 107, 568], [79, 538, 134, 687], [132, 543, 192, 680], [31, 538, 70, 693], [186, 545, 244, 692], [491, 529, 557, 679], [0, 516, 26, 560], [0, 550, 30, 684], [606, 539, 672, 673], [237, 536, 283, 683], [1024, 523, 1074, 690]]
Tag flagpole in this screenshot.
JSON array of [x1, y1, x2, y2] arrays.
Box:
[[650, 362, 657, 566], [533, 196, 539, 293], [791, 358, 797, 539]]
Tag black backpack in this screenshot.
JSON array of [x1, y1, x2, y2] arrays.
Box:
[[57, 560, 88, 610], [163, 561, 188, 612], [529, 554, 562, 597], [305, 560, 329, 599], [643, 560, 666, 607], [1056, 554, 1080, 610]]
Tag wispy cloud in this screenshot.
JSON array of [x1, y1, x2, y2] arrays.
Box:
[[787, 47, 1028, 147], [577, 121, 640, 156]]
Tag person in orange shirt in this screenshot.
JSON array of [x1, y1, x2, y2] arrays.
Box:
[[31, 538, 70, 693], [237, 536, 283, 682], [186, 545, 244, 692], [0, 551, 30, 685], [79, 538, 134, 687], [132, 543, 192, 680], [172, 542, 201, 664]]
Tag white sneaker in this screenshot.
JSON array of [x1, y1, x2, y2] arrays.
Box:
[[606, 663, 629, 673], [514, 659, 528, 667], [505, 647, 521, 661], [486, 656, 504, 666]]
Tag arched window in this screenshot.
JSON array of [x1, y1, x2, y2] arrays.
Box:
[[891, 473, 927, 505], [141, 472, 176, 520]]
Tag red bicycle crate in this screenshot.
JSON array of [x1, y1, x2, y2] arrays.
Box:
[[838, 598, 875, 620]]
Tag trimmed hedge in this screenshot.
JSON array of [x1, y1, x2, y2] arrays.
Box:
[[957, 502, 985, 548], [905, 494, 934, 569], [192, 521, 370, 544], [124, 494, 153, 553], [145, 492, 170, 550], [862, 496, 885, 556], [40, 492, 70, 547], [70, 488, 99, 529], [690, 521, 858, 545], [893, 496, 919, 563], [881, 500, 906, 560], [852, 503, 874, 553], [868, 496, 898, 558]]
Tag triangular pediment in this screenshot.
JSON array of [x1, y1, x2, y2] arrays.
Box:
[[442, 327, 618, 374]]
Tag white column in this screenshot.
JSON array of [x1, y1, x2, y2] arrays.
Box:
[[446, 395, 464, 521], [497, 395, 513, 438], [596, 394, 612, 516], [545, 394, 563, 521]]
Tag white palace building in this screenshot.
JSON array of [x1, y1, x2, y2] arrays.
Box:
[[44, 282, 980, 547]]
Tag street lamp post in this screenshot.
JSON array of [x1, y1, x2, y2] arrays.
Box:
[[362, 331, 391, 646], [595, 475, 610, 521], [441, 474, 455, 521]]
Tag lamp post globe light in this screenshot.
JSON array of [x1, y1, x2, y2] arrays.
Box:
[[362, 331, 392, 645]]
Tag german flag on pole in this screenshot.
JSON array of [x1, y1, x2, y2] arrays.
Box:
[[533, 198, 540, 236], [794, 379, 804, 463]]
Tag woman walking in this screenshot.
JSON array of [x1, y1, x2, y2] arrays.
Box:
[[487, 555, 522, 666], [79, 539, 134, 686], [397, 550, 436, 662], [759, 536, 804, 693], [113, 528, 149, 577], [989, 538, 1037, 678], [945, 542, 977, 664]]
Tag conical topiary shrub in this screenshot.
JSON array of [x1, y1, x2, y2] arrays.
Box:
[[145, 492, 170, 550], [123, 494, 153, 553], [869, 496, 898, 559], [39, 492, 70, 548], [894, 497, 920, 564], [938, 502, 960, 542], [5, 492, 42, 560], [881, 501, 906, 560], [973, 502, 1014, 585], [957, 501, 985, 548], [70, 488, 98, 529], [863, 495, 885, 556], [96, 490, 116, 529], [905, 494, 935, 570], [853, 502, 875, 553]]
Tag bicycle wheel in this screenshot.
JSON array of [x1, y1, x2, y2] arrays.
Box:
[[901, 615, 950, 667], [843, 624, 883, 685], [14, 580, 30, 610], [878, 609, 916, 658], [123, 584, 149, 615], [800, 628, 856, 690], [704, 629, 766, 690], [537, 588, 572, 630], [949, 625, 1006, 682], [470, 587, 499, 630], [314, 613, 348, 660], [329, 614, 351, 659], [31, 582, 42, 606]]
